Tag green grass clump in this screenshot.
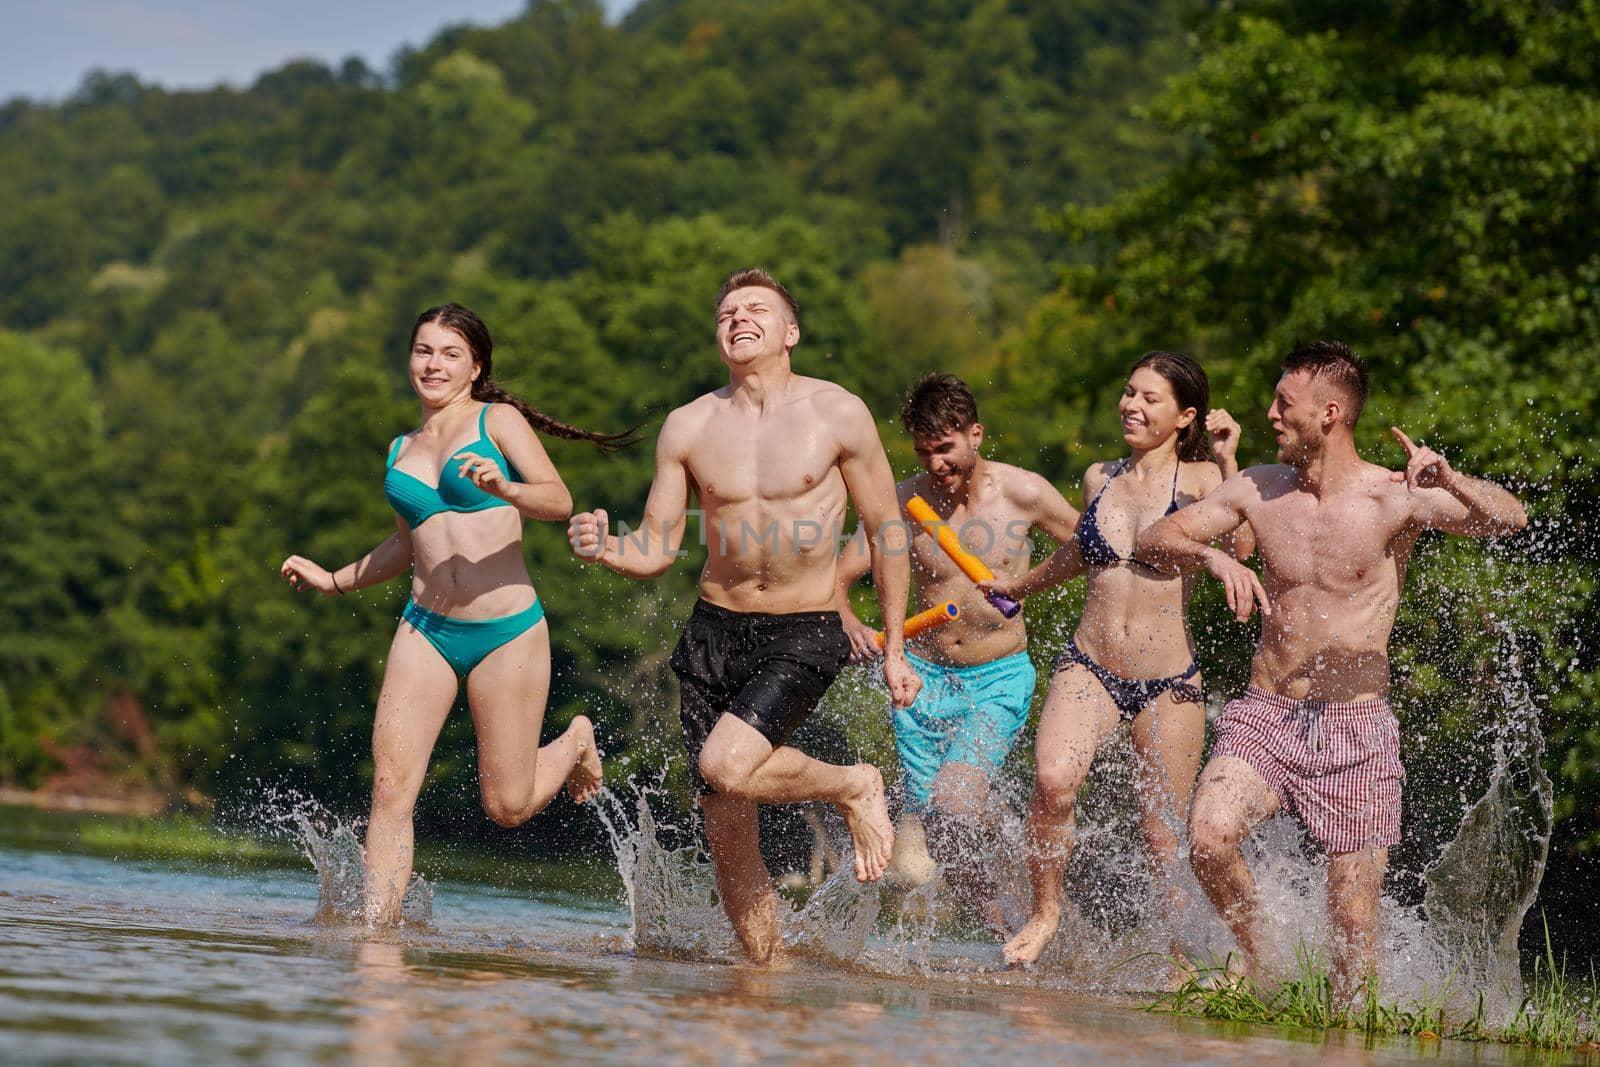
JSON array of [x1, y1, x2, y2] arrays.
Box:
[[1149, 926, 1599, 1052], [1498, 922, 1600, 1050], [75, 814, 301, 865]]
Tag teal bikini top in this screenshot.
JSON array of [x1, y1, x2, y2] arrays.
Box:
[[384, 405, 521, 528]]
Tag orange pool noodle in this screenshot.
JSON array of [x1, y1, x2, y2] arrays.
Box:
[[904, 495, 1022, 618], [874, 601, 960, 649], [906, 496, 994, 583]]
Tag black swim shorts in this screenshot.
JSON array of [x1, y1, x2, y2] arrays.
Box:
[[669, 598, 852, 794]]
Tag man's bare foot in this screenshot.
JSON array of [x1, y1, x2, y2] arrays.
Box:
[[885, 814, 937, 888], [1001, 906, 1060, 967], [564, 715, 604, 803], [837, 764, 894, 882]]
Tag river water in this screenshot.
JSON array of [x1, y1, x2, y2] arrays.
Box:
[[0, 810, 1583, 1066]]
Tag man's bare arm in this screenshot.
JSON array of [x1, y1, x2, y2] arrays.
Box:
[[568, 411, 691, 578], [834, 394, 919, 707], [833, 525, 874, 602], [1193, 461, 1256, 562], [1019, 470, 1082, 546], [832, 525, 881, 661], [1390, 427, 1528, 538], [1137, 473, 1270, 622]]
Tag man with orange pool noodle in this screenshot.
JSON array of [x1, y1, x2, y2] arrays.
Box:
[[837, 375, 1082, 926]]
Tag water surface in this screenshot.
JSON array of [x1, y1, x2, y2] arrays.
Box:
[[0, 813, 1581, 1065]]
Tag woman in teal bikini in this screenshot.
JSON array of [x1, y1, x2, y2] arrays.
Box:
[[280, 303, 633, 924]]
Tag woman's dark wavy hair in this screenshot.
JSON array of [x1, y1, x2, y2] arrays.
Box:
[[1129, 350, 1211, 463], [410, 303, 638, 453]]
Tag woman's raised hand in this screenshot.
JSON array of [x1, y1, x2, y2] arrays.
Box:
[[280, 555, 337, 595], [453, 451, 511, 499], [1206, 408, 1242, 472]]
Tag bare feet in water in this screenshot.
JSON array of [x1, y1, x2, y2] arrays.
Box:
[[979, 899, 1010, 943], [564, 715, 603, 803], [837, 764, 894, 882], [1001, 905, 1061, 967]]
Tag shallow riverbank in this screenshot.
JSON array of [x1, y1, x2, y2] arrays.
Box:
[[3, 806, 1595, 1065]]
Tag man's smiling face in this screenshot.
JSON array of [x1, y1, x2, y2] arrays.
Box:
[[716, 286, 799, 366]]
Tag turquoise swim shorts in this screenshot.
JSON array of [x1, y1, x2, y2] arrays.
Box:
[[893, 649, 1037, 814]]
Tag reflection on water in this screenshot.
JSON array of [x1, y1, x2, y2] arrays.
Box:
[[0, 828, 1577, 1066]]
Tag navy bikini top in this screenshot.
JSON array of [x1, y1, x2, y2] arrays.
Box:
[[384, 405, 521, 528], [1075, 459, 1180, 568]]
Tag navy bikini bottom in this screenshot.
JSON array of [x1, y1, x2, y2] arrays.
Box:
[[1055, 639, 1203, 721]]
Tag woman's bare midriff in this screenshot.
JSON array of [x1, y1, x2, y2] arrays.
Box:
[[1071, 564, 1198, 679], [408, 509, 539, 618]]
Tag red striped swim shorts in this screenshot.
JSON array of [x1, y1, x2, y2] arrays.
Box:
[[1210, 685, 1404, 855]]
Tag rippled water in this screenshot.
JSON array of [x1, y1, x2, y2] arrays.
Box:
[[0, 811, 1581, 1066]]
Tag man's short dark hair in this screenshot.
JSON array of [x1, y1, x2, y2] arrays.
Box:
[[1282, 339, 1369, 425], [714, 268, 799, 325], [902, 373, 979, 437]]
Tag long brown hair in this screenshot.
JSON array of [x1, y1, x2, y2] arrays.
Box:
[[1129, 350, 1211, 462], [410, 303, 638, 452]]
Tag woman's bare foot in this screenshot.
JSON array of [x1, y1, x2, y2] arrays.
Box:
[[1001, 905, 1060, 967], [1165, 947, 1200, 990], [836, 764, 894, 882], [979, 899, 1010, 942], [564, 715, 603, 803]]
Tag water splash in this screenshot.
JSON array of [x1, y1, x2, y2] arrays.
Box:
[[595, 600, 1552, 1017], [1421, 626, 1553, 1016], [241, 786, 432, 925], [291, 809, 433, 925], [596, 784, 886, 964], [784, 862, 880, 961], [595, 787, 736, 960]]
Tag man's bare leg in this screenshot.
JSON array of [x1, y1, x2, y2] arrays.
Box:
[[1187, 755, 1281, 977], [924, 764, 1004, 935], [1002, 667, 1120, 966], [1327, 846, 1387, 1004], [700, 792, 785, 964], [887, 814, 938, 887], [698, 714, 894, 882]]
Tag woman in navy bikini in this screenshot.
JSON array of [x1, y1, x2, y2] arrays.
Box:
[[983, 351, 1253, 966], [279, 303, 632, 924]]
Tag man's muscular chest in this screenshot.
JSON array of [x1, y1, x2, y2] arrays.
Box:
[[686, 409, 841, 506], [1251, 491, 1409, 591]]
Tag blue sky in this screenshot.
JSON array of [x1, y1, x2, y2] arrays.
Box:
[[4, 1, 636, 103]]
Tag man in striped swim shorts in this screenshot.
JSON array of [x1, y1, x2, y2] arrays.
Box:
[[1138, 340, 1527, 998]]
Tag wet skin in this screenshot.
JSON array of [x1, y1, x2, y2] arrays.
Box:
[[834, 423, 1080, 912], [279, 319, 603, 924], [990, 367, 1251, 968], [1137, 367, 1527, 996], [567, 285, 916, 962]]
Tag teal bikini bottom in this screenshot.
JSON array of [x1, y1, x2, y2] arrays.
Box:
[[402, 598, 545, 677]]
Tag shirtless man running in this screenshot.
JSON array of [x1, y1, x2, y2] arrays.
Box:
[[1137, 340, 1526, 997], [835, 374, 1080, 921], [568, 268, 920, 964]]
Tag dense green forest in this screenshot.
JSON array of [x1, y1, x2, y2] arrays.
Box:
[[1, 0, 1595, 952]]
